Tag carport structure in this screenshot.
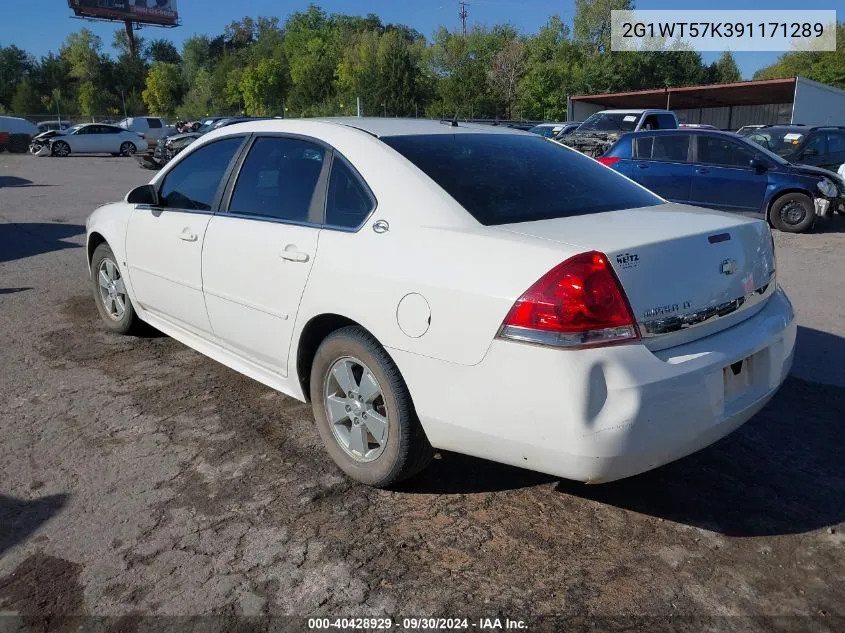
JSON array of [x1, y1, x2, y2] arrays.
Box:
[[568, 76, 845, 130]]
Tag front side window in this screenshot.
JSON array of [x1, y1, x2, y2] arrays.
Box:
[[159, 137, 244, 211], [325, 157, 374, 229], [825, 131, 845, 154], [146, 118, 163, 128], [228, 137, 325, 223], [382, 133, 662, 226], [697, 135, 755, 167], [803, 133, 825, 157]]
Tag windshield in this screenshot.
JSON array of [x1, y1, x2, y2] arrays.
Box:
[[578, 112, 640, 133], [382, 133, 663, 226], [746, 129, 806, 157]]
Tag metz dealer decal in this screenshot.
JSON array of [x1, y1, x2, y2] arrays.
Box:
[[616, 252, 640, 269]]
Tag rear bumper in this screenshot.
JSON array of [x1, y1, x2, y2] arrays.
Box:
[[390, 287, 796, 483]]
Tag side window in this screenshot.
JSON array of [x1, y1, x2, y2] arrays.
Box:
[[641, 115, 658, 131], [655, 113, 676, 129], [697, 135, 755, 167], [652, 135, 690, 162], [633, 136, 654, 159], [803, 133, 825, 156], [159, 137, 244, 211], [325, 157, 374, 229], [146, 118, 163, 128], [825, 131, 845, 154], [228, 137, 325, 223]]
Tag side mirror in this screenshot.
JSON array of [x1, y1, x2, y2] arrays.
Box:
[[749, 158, 769, 172], [126, 184, 159, 206]]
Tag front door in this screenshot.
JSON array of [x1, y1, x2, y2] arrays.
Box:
[[125, 136, 246, 334], [689, 134, 769, 213], [201, 136, 329, 375]]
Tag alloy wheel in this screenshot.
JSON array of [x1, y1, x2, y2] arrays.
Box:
[[323, 356, 389, 462], [97, 258, 127, 321]]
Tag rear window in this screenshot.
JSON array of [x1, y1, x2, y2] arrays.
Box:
[[382, 133, 662, 225]]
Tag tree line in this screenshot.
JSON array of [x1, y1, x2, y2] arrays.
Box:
[[0, 1, 841, 123]]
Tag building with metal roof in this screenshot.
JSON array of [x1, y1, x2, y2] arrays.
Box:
[[567, 77, 845, 131]]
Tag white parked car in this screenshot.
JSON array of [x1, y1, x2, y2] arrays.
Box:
[[85, 118, 796, 487], [43, 123, 148, 157]]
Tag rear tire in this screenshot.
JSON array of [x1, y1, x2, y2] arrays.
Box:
[[119, 142, 137, 157], [770, 193, 815, 233], [310, 326, 434, 487], [91, 243, 141, 335]]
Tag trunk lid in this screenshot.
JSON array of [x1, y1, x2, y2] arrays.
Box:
[[495, 203, 777, 350]]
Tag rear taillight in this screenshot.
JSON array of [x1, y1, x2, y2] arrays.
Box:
[[499, 251, 639, 349], [597, 156, 621, 166]]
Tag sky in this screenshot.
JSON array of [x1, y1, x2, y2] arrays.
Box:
[[0, 0, 839, 79]]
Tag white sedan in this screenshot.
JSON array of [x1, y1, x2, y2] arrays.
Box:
[[44, 123, 148, 157], [85, 118, 796, 487]]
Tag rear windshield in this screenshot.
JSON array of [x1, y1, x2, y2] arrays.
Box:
[[381, 133, 663, 225]]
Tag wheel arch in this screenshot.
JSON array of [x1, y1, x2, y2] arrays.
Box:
[[766, 187, 814, 224], [296, 313, 389, 403], [87, 231, 108, 270]]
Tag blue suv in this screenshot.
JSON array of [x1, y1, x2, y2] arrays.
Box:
[[598, 129, 844, 233]]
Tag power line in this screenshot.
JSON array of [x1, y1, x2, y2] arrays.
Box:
[[459, 0, 469, 36]]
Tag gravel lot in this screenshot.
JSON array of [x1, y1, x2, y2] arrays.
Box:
[[1, 154, 844, 631]]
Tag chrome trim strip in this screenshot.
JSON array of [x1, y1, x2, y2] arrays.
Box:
[[639, 280, 775, 338]]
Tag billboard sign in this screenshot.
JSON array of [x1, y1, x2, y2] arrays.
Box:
[[68, 0, 179, 27]]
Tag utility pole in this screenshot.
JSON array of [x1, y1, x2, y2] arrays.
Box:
[[459, 0, 469, 36]]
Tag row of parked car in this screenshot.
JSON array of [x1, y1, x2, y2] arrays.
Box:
[[528, 109, 845, 233]]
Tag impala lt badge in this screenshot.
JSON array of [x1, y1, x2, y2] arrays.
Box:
[[720, 259, 738, 275]]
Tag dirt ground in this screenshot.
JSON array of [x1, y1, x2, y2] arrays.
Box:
[[0, 154, 843, 632]]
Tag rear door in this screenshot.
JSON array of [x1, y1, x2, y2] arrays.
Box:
[[629, 134, 693, 202], [689, 134, 768, 213], [201, 135, 329, 375], [93, 126, 120, 153]]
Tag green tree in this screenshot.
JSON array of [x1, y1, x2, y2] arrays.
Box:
[[142, 62, 183, 115], [0, 45, 33, 109], [146, 39, 181, 65], [709, 51, 742, 83], [181, 35, 212, 85], [239, 58, 290, 116], [179, 68, 214, 118], [10, 78, 41, 114], [573, 0, 634, 54], [754, 22, 845, 88]]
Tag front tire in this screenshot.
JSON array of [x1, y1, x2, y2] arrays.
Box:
[[91, 243, 140, 335], [119, 142, 137, 157], [52, 141, 70, 157], [770, 193, 815, 233], [310, 326, 434, 487]]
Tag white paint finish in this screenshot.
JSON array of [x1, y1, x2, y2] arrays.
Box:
[[57, 124, 148, 154], [87, 117, 798, 482], [396, 293, 431, 338], [124, 207, 213, 334], [201, 215, 319, 375]]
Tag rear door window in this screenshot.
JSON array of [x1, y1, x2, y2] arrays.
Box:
[[633, 136, 654, 159], [382, 133, 662, 225], [146, 118, 163, 128], [159, 137, 245, 211], [651, 135, 690, 162]]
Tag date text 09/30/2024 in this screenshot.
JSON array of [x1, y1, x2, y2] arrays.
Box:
[[307, 617, 529, 630]]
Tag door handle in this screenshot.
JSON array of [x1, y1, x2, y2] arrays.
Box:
[[178, 229, 198, 242], [636, 163, 649, 169], [696, 168, 710, 174], [280, 246, 309, 263]]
